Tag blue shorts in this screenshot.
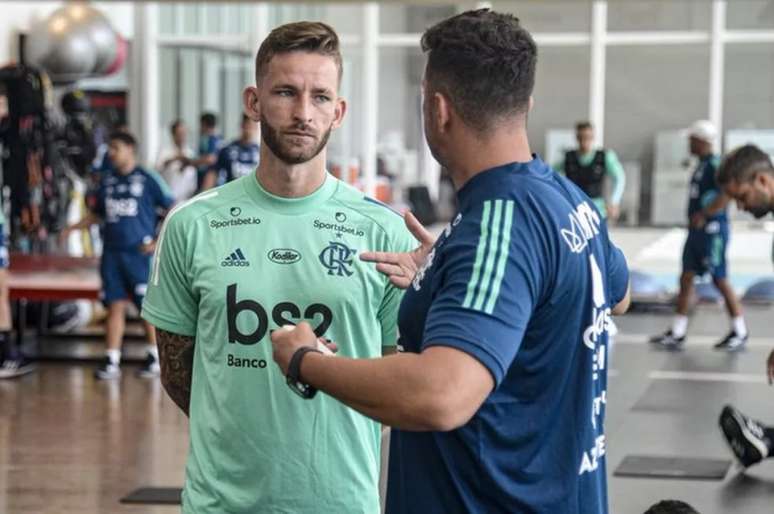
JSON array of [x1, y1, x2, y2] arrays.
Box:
[[100, 248, 152, 308], [0, 226, 7, 269], [682, 224, 728, 279]]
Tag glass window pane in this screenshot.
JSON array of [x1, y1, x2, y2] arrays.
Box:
[[724, 44, 774, 132], [238, 4, 256, 35], [158, 3, 177, 35], [203, 4, 223, 34], [225, 4, 241, 34], [182, 4, 200, 34], [268, 4, 324, 27], [529, 46, 590, 160], [379, 5, 458, 33], [608, 0, 711, 31], [266, 4, 359, 37], [727, 0, 774, 30], [493, 1, 591, 32], [605, 45, 710, 224]]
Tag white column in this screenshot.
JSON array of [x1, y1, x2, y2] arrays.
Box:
[[361, 3, 379, 197], [589, 1, 607, 145], [709, 0, 726, 147], [130, 3, 160, 166]]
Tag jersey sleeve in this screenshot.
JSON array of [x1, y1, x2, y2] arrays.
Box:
[[148, 171, 175, 210], [700, 158, 721, 208], [605, 237, 629, 306], [377, 223, 417, 347], [604, 150, 626, 205], [141, 210, 198, 336], [422, 199, 544, 386]]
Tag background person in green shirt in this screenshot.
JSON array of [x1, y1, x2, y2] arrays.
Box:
[[555, 121, 626, 221], [142, 21, 415, 514]]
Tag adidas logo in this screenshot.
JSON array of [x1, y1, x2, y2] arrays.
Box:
[[222, 248, 250, 267]]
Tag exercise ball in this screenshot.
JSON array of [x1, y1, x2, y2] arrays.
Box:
[[24, 3, 120, 83]]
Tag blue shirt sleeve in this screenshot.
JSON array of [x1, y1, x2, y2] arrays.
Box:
[[215, 146, 231, 183], [421, 199, 544, 386], [208, 135, 222, 155], [605, 239, 629, 306]]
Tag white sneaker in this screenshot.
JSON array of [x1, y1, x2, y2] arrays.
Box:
[[136, 353, 160, 378], [95, 358, 121, 380]]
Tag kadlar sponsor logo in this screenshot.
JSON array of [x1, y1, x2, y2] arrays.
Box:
[[268, 248, 302, 265]]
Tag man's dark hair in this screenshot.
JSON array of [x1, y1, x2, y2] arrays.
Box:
[[242, 113, 251, 124], [576, 121, 593, 132], [421, 8, 537, 134], [717, 144, 774, 186], [109, 130, 137, 148], [255, 21, 342, 86], [170, 119, 184, 135], [200, 112, 217, 129], [643, 500, 700, 514]]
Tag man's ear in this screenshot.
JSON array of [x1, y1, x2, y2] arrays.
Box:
[[433, 91, 451, 134], [330, 97, 347, 131], [243, 86, 261, 121]]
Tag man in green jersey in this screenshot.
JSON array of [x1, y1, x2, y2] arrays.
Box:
[[555, 121, 626, 221], [141, 21, 415, 513]]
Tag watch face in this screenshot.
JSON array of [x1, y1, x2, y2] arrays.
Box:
[[287, 376, 316, 399]]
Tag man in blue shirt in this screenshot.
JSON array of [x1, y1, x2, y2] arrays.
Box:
[[201, 114, 259, 190], [190, 112, 222, 192], [650, 120, 748, 351], [62, 131, 174, 379], [270, 9, 630, 513]]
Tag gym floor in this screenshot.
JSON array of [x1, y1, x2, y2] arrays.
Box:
[[0, 304, 771, 514], [1, 224, 772, 514]]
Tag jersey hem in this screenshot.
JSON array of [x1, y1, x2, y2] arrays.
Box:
[[423, 335, 505, 386], [141, 304, 196, 336]]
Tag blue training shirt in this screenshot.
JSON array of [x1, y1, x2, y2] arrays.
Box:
[[92, 167, 174, 250], [386, 157, 629, 514], [688, 154, 727, 226], [213, 139, 260, 186]]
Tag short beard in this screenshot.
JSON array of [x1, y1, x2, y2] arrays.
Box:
[[260, 115, 332, 165], [749, 204, 771, 218]]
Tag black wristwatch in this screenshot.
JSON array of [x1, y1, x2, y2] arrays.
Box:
[[286, 346, 322, 399]]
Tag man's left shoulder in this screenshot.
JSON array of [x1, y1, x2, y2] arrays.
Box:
[[330, 180, 413, 244]]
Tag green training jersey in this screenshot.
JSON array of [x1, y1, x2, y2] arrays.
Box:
[[142, 172, 416, 514]]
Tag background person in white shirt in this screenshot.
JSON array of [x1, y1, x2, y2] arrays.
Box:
[[156, 120, 197, 201]]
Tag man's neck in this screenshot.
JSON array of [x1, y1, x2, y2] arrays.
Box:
[[448, 127, 532, 191], [696, 149, 714, 159], [255, 148, 326, 198], [117, 161, 135, 175]]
